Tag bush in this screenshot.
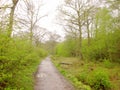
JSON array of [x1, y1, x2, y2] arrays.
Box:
[[55, 39, 76, 57], [0, 34, 47, 89], [87, 68, 111, 90]]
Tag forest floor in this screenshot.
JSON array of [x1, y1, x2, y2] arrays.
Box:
[[34, 57, 74, 90]]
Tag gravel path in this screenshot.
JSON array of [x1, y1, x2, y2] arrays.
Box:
[[34, 57, 74, 90]]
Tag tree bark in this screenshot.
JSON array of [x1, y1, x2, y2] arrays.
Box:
[[87, 18, 90, 46], [8, 0, 19, 37]]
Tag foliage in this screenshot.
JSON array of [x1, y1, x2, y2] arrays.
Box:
[[0, 0, 48, 89], [57, 0, 120, 63], [0, 33, 47, 89], [54, 1, 120, 90], [87, 68, 111, 90], [77, 70, 89, 84], [52, 57, 120, 90], [55, 42, 69, 57], [55, 38, 76, 57]]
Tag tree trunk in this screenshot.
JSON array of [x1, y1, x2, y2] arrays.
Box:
[[8, 0, 19, 37], [87, 19, 90, 46], [77, 10, 83, 59]]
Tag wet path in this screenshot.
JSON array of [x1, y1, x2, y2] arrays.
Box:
[[34, 57, 74, 90]]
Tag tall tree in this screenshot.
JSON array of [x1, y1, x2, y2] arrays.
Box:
[[8, 0, 19, 37], [21, 0, 47, 43], [33, 26, 47, 47], [59, 0, 95, 58], [0, 0, 19, 37]]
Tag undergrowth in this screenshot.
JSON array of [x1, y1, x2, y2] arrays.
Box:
[[52, 56, 120, 90]]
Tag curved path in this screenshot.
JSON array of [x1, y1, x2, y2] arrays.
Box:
[[34, 57, 74, 90]]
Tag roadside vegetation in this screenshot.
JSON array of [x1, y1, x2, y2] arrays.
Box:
[[0, 33, 47, 90], [52, 57, 120, 90]]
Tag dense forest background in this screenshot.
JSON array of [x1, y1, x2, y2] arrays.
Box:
[[55, 0, 120, 62]]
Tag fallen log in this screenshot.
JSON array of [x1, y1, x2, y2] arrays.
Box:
[[59, 62, 72, 65]]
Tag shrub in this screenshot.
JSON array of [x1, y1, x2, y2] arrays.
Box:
[[87, 68, 111, 90], [0, 35, 47, 89]]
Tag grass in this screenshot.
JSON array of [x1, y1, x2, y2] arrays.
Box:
[[52, 56, 120, 90], [52, 57, 91, 90]]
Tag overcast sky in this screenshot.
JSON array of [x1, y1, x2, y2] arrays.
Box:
[[38, 0, 65, 37]]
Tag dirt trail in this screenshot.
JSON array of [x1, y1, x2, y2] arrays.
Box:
[[34, 57, 74, 90]]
